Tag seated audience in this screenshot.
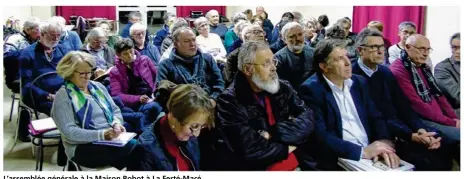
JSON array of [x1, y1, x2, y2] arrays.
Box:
[[98, 20, 121, 49], [206, 10, 228, 41], [275, 22, 315, 89], [110, 38, 162, 131], [156, 26, 225, 103], [160, 18, 188, 60], [270, 20, 290, 54], [298, 39, 400, 170], [270, 12, 295, 44], [194, 17, 227, 62], [389, 34, 460, 142], [224, 12, 247, 50], [226, 21, 249, 54], [326, 24, 358, 62], [52, 51, 135, 170], [339, 17, 357, 40], [435, 33, 460, 117], [130, 22, 161, 66], [303, 17, 322, 48], [80, 27, 116, 79], [4, 17, 41, 93], [251, 14, 272, 43], [50, 16, 82, 50], [352, 28, 455, 170], [317, 14, 329, 37], [388, 21, 420, 64], [129, 82, 215, 171], [215, 41, 314, 170], [19, 20, 70, 141], [153, 12, 176, 51], [367, 20, 391, 65]]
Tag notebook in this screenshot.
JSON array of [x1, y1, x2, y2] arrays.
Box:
[[30, 117, 57, 132], [93, 132, 136, 147], [338, 158, 415, 171]]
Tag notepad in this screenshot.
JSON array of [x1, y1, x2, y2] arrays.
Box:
[[338, 158, 414, 171], [31, 117, 57, 131], [93, 132, 136, 147]]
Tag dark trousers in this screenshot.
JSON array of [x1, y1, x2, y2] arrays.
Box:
[[71, 139, 137, 170], [134, 101, 163, 128], [396, 140, 454, 171]]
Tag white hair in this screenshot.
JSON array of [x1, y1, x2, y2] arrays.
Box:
[[237, 41, 269, 71], [85, 27, 106, 42], [281, 22, 304, 41], [39, 20, 63, 35], [194, 17, 209, 28], [205, 9, 219, 19], [23, 17, 41, 31], [129, 22, 147, 36], [49, 16, 66, 28], [241, 24, 262, 41], [235, 21, 251, 39]]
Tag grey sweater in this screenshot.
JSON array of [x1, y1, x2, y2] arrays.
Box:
[[51, 81, 123, 159]]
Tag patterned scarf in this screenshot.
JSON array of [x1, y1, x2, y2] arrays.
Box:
[[171, 49, 210, 93], [400, 50, 443, 103], [65, 80, 113, 129]]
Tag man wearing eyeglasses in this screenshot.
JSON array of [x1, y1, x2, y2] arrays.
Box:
[[390, 34, 460, 145], [434, 33, 460, 118], [215, 41, 314, 170], [352, 28, 454, 170], [274, 22, 315, 89]]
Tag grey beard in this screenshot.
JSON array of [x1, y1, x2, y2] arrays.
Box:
[[251, 73, 280, 94]]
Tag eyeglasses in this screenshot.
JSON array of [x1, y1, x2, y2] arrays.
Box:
[[247, 59, 279, 67], [46, 33, 62, 39], [247, 29, 265, 35], [92, 39, 108, 44], [360, 44, 385, 52], [132, 32, 145, 37], [452, 45, 461, 50], [189, 123, 206, 133], [411, 45, 433, 53], [74, 70, 92, 77]]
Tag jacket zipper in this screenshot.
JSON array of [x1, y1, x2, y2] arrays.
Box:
[[179, 146, 196, 171]]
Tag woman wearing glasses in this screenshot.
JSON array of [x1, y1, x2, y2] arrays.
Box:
[[80, 27, 116, 80], [129, 82, 215, 171], [51, 51, 136, 170], [194, 17, 227, 63]]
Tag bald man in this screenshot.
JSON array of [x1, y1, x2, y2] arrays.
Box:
[[206, 9, 228, 40], [389, 34, 460, 144]]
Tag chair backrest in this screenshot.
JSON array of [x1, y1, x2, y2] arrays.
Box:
[[29, 71, 59, 119]]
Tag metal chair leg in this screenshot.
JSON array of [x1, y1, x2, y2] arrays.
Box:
[[39, 139, 44, 171], [9, 94, 16, 122]]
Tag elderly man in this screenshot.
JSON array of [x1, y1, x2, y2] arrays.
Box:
[[390, 34, 460, 142], [224, 23, 264, 86], [352, 28, 454, 170], [206, 10, 228, 41], [215, 41, 314, 170], [435, 33, 460, 117], [80, 27, 116, 80], [275, 22, 315, 89], [121, 11, 149, 43], [18, 20, 71, 141], [4, 17, 41, 93], [156, 26, 224, 103], [298, 39, 399, 170], [130, 22, 161, 66], [50, 16, 82, 51], [270, 20, 290, 54], [159, 18, 189, 61], [153, 12, 176, 51], [224, 12, 247, 50]]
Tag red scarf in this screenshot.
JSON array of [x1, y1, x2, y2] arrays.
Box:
[[254, 94, 299, 171], [160, 116, 192, 171]]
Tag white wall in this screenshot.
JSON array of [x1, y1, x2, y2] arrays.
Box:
[[424, 6, 460, 68], [2, 6, 54, 30], [226, 6, 353, 28]]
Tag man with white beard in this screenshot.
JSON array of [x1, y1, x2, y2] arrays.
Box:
[[214, 41, 315, 170], [18, 20, 71, 141], [275, 22, 315, 89]]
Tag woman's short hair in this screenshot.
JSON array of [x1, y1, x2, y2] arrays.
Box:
[[129, 22, 147, 36], [251, 15, 264, 25], [231, 12, 247, 24], [167, 84, 215, 127], [97, 21, 113, 31], [85, 27, 106, 42], [114, 38, 135, 54], [234, 21, 251, 38], [194, 17, 209, 28], [367, 20, 384, 32], [56, 51, 96, 80]]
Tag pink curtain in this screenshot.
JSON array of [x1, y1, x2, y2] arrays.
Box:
[[176, 6, 226, 18], [56, 6, 116, 24], [352, 6, 425, 47]]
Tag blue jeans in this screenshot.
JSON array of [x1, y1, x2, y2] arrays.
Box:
[[137, 101, 163, 129], [72, 139, 137, 170], [421, 119, 460, 142]]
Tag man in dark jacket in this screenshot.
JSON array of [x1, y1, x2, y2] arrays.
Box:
[[270, 20, 289, 54], [298, 39, 398, 170], [156, 26, 225, 104], [19, 21, 71, 141], [206, 10, 228, 41], [121, 11, 149, 43], [215, 41, 314, 171], [352, 28, 455, 170], [275, 22, 315, 89], [435, 33, 460, 117], [153, 12, 176, 51]]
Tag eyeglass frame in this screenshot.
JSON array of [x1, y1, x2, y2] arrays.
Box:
[[410, 45, 433, 53], [246, 58, 279, 68], [359, 44, 386, 52], [74, 70, 93, 77]]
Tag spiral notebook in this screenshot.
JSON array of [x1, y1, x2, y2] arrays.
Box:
[[93, 132, 136, 147], [338, 158, 414, 171]]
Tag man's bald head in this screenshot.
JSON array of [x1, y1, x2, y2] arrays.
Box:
[[405, 34, 431, 66]]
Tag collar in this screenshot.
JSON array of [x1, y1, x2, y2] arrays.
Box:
[[357, 57, 378, 77], [322, 74, 353, 93], [451, 56, 460, 65]]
